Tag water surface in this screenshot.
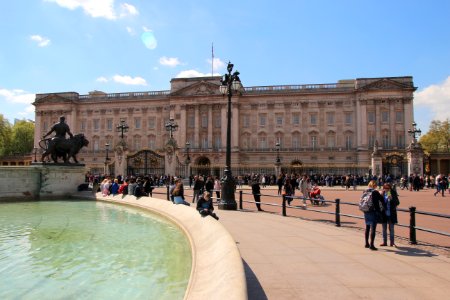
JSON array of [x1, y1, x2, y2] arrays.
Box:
[[0, 201, 191, 299]]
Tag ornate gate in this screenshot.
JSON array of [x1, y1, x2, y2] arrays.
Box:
[[127, 150, 165, 176], [175, 155, 188, 178]]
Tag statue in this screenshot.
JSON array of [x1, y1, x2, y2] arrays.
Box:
[[40, 116, 89, 163]]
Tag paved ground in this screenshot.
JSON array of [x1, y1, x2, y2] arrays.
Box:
[[151, 186, 450, 299]]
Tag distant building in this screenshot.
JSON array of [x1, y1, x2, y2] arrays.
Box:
[[33, 76, 417, 177]]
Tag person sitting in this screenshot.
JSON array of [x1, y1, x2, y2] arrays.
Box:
[[118, 178, 129, 195], [172, 180, 190, 206], [110, 178, 120, 195], [197, 191, 219, 220]]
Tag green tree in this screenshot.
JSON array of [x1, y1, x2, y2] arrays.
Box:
[[10, 120, 35, 155], [419, 119, 450, 153], [0, 114, 12, 157]]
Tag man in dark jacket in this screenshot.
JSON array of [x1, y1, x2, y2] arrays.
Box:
[[251, 177, 263, 211]]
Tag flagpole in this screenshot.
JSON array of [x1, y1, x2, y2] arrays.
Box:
[[211, 42, 214, 76]]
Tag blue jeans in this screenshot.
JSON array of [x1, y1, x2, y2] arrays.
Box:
[[382, 221, 395, 244]]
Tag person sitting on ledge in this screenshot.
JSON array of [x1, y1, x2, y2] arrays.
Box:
[[197, 191, 219, 220], [172, 180, 190, 206]]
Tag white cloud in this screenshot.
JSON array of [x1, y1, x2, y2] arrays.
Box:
[[207, 57, 226, 71], [96, 76, 109, 83], [0, 89, 35, 104], [120, 3, 138, 17], [159, 56, 181, 67], [126, 26, 135, 35], [45, 0, 138, 20], [18, 105, 36, 117], [30, 35, 51, 47], [415, 76, 450, 121], [175, 70, 211, 78], [112, 75, 147, 85]]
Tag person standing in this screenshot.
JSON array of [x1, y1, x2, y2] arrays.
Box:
[[213, 176, 221, 202], [363, 180, 383, 250], [192, 175, 204, 203], [251, 177, 263, 211], [379, 183, 400, 247]]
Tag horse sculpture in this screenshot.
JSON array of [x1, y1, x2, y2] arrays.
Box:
[[40, 133, 89, 164]]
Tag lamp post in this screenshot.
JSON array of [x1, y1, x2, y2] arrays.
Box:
[[116, 119, 129, 140], [165, 118, 179, 139], [218, 61, 242, 210], [408, 121, 422, 144], [104, 143, 110, 175], [33, 147, 38, 163], [275, 142, 281, 164]]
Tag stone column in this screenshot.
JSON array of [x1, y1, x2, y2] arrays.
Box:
[[208, 105, 213, 148], [232, 103, 239, 150], [194, 105, 200, 148], [221, 104, 227, 150]]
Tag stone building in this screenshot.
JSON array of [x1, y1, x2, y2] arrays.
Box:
[[33, 75, 417, 178]]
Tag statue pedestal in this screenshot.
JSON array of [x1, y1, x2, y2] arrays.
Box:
[[32, 163, 86, 199]]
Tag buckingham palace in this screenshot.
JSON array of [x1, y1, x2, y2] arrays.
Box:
[[33, 75, 417, 178]]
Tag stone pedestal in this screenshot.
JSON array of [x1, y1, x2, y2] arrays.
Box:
[[0, 164, 86, 201], [371, 141, 383, 178], [407, 142, 424, 176]]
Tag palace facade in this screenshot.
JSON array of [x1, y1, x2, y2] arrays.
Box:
[[33, 75, 417, 177]]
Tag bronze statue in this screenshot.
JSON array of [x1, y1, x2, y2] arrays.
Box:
[[40, 116, 89, 163]]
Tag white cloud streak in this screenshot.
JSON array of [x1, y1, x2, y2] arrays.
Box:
[[96, 76, 109, 83], [30, 35, 51, 47], [0, 89, 35, 104], [159, 56, 181, 67], [45, 0, 139, 20], [175, 70, 220, 78], [415, 76, 450, 121], [112, 75, 147, 85]]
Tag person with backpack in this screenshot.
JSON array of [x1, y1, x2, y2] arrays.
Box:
[[360, 180, 383, 250]]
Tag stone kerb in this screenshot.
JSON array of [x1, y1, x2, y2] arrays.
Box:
[[96, 193, 248, 300]]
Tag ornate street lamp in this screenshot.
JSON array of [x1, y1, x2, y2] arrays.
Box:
[[219, 61, 242, 210], [104, 143, 110, 174], [165, 118, 178, 139], [185, 142, 191, 165], [275, 142, 281, 164], [116, 119, 129, 140], [407, 121, 421, 144]]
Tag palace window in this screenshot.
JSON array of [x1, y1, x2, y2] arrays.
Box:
[[259, 135, 267, 149], [134, 117, 141, 129], [243, 115, 250, 128], [382, 132, 390, 148], [368, 111, 375, 124], [93, 119, 99, 131], [148, 117, 155, 129], [327, 112, 335, 126], [188, 115, 195, 128], [214, 114, 221, 128], [148, 136, 156, 149], [345, 113, 352, 125], [327, 134, 335, 148], [134, 136, 141, 150], [381, 111, 389, 123], [310, 113, 317, 126], [345, 135, 353, 150], [292, 113, 300, 126], [107, 119, 113, 131], [259, 114, 266, 127], [201, 136, 208, 149], [275, 114, 283, 126], [395, 111, 403, 123], [201, 115, 208, 128], [214, 136, 221, 149], [396, 132, 405, 148], [368, 133, 375, 148], [80, 120, 86, 131], [311, 135, 317, 150], [292, 133, 301, 149]]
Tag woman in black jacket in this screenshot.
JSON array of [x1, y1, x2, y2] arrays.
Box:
[[379, 183, 400, 247]]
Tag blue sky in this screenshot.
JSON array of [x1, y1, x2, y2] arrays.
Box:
[[1, 0, 449, 133]]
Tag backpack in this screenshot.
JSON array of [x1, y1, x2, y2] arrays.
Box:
[[359, 189, 373, 212]]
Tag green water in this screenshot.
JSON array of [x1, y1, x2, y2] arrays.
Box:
[[0, 201, 192, 299]]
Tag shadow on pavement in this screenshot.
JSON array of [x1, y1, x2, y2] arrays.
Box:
[[243, 260, 268, 300], [387, 246, 438, 257]]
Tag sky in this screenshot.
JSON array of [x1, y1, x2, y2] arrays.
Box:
[[0, 0, 449, 133]]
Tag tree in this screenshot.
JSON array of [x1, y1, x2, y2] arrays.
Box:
[[0, 114, 12, 157], [419, 119, 450, 153], [10, 120, 35, 155]]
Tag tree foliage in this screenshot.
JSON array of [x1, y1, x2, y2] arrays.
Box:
[[0, 115, 35, 157], [419, 119, 450, 153], [0, 114, 12, 157]]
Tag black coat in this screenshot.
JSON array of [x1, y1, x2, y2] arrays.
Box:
[[379, 189, 400, 223]]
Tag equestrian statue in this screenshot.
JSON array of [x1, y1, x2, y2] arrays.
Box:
[[39, 116, 89, 164]]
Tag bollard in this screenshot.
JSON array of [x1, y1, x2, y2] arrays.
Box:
[[239, 190, 243, 210], [282, 195, 286, 216], [409, 206, 417, 244], [335, 198, 341, 227], [166, 185, 170, 201]]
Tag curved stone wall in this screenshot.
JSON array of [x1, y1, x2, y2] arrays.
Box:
[[95, 193, 247, 300]]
